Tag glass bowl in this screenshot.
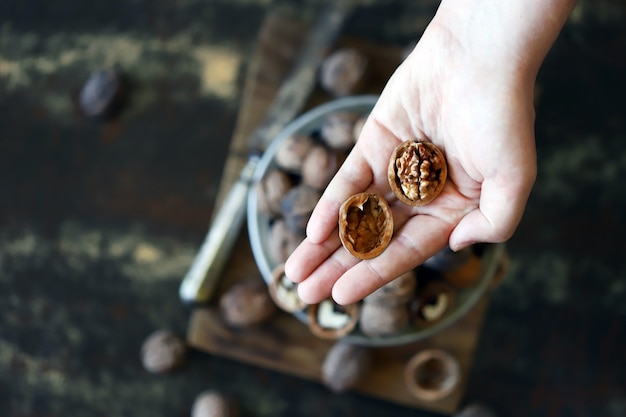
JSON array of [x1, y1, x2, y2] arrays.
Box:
[[247, 95, 504, 347]]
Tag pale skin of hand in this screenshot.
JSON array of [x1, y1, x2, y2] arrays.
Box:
[[285, 0, 575, 305]]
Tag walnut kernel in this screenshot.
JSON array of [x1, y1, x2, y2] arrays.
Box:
[[388, 139, 447, 206], [308, 299, 360, 339], [413, 281, 455, 326], [338, 193, 394, 260]]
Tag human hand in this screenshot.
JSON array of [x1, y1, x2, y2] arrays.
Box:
[[285, 0, 573, 306]]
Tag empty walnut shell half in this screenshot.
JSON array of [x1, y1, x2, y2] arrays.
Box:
[[269, 263, 307, 313], [308, 298, 360, 339], [404, 349, 461, 402], [412, 281, 456, 326], [388, 139, 447, 206], [338, 193, 394, 260]]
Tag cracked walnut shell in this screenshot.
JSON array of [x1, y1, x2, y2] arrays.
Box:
[[338, 193, 393, 260], [388, 139, 447, 206], [308, 298, 360, 339]]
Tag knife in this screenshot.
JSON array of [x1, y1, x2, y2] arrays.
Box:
[[179, 1, 356, 305]]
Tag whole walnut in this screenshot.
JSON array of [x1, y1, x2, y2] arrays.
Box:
[[453, 404, 497, 417], [257, 168, 293, 218], [219, 278, 276, 328], [267, 218, 305, 264], [322, 341, 371, 393], [365, 270, 417, 305], [321, 111, 361, 150], [301, 144, 339, 190], [319, 48, 369, 97], [79, 67, 128, 119], [275, 134, 314, 174], [191, 390, 238, 417], [279, 185, 321, 233], [140, 329, 187, 373], [359, 302, 410, 338]]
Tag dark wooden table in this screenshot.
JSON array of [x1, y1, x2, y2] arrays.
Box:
[[1, 2, 625, 417]]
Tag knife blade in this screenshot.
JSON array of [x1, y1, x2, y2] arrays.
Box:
[[179, 1, 355, 305]]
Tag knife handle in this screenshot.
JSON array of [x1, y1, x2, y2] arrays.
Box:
[[178, 155, 260, 304]]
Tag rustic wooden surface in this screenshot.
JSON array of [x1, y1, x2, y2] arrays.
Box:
[[188, 296, 491, 414], [186, 14, 493, 415]]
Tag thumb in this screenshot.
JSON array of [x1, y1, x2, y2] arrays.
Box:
[[449, 175, 534, 251]]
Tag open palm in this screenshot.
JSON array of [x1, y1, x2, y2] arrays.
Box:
[[285, 19, 539, 305]]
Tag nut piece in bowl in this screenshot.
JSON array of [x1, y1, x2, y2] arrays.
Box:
[[308, 298, 360, 340], [269, 263, 307, 313], [256, 168, 293, 218]]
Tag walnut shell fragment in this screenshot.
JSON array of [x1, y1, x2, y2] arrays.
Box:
[[338, 193, 393, 260], [388, 139, 447, 206], [269, 263, 307, 313], [308, 298, 360, 339], [404, 349, 461, 402], [412, 281, 455, 326]]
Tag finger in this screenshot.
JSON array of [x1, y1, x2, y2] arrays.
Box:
[[449, 175, 534, 251], [284, 231, 342, 284], [332, 214, 454, 305], [306, 115, 408, 244], [296, 246, 360, 304], [305, 145, 373, 244]]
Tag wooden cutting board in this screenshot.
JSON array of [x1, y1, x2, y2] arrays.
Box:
[[186, 11, 501, 415]]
